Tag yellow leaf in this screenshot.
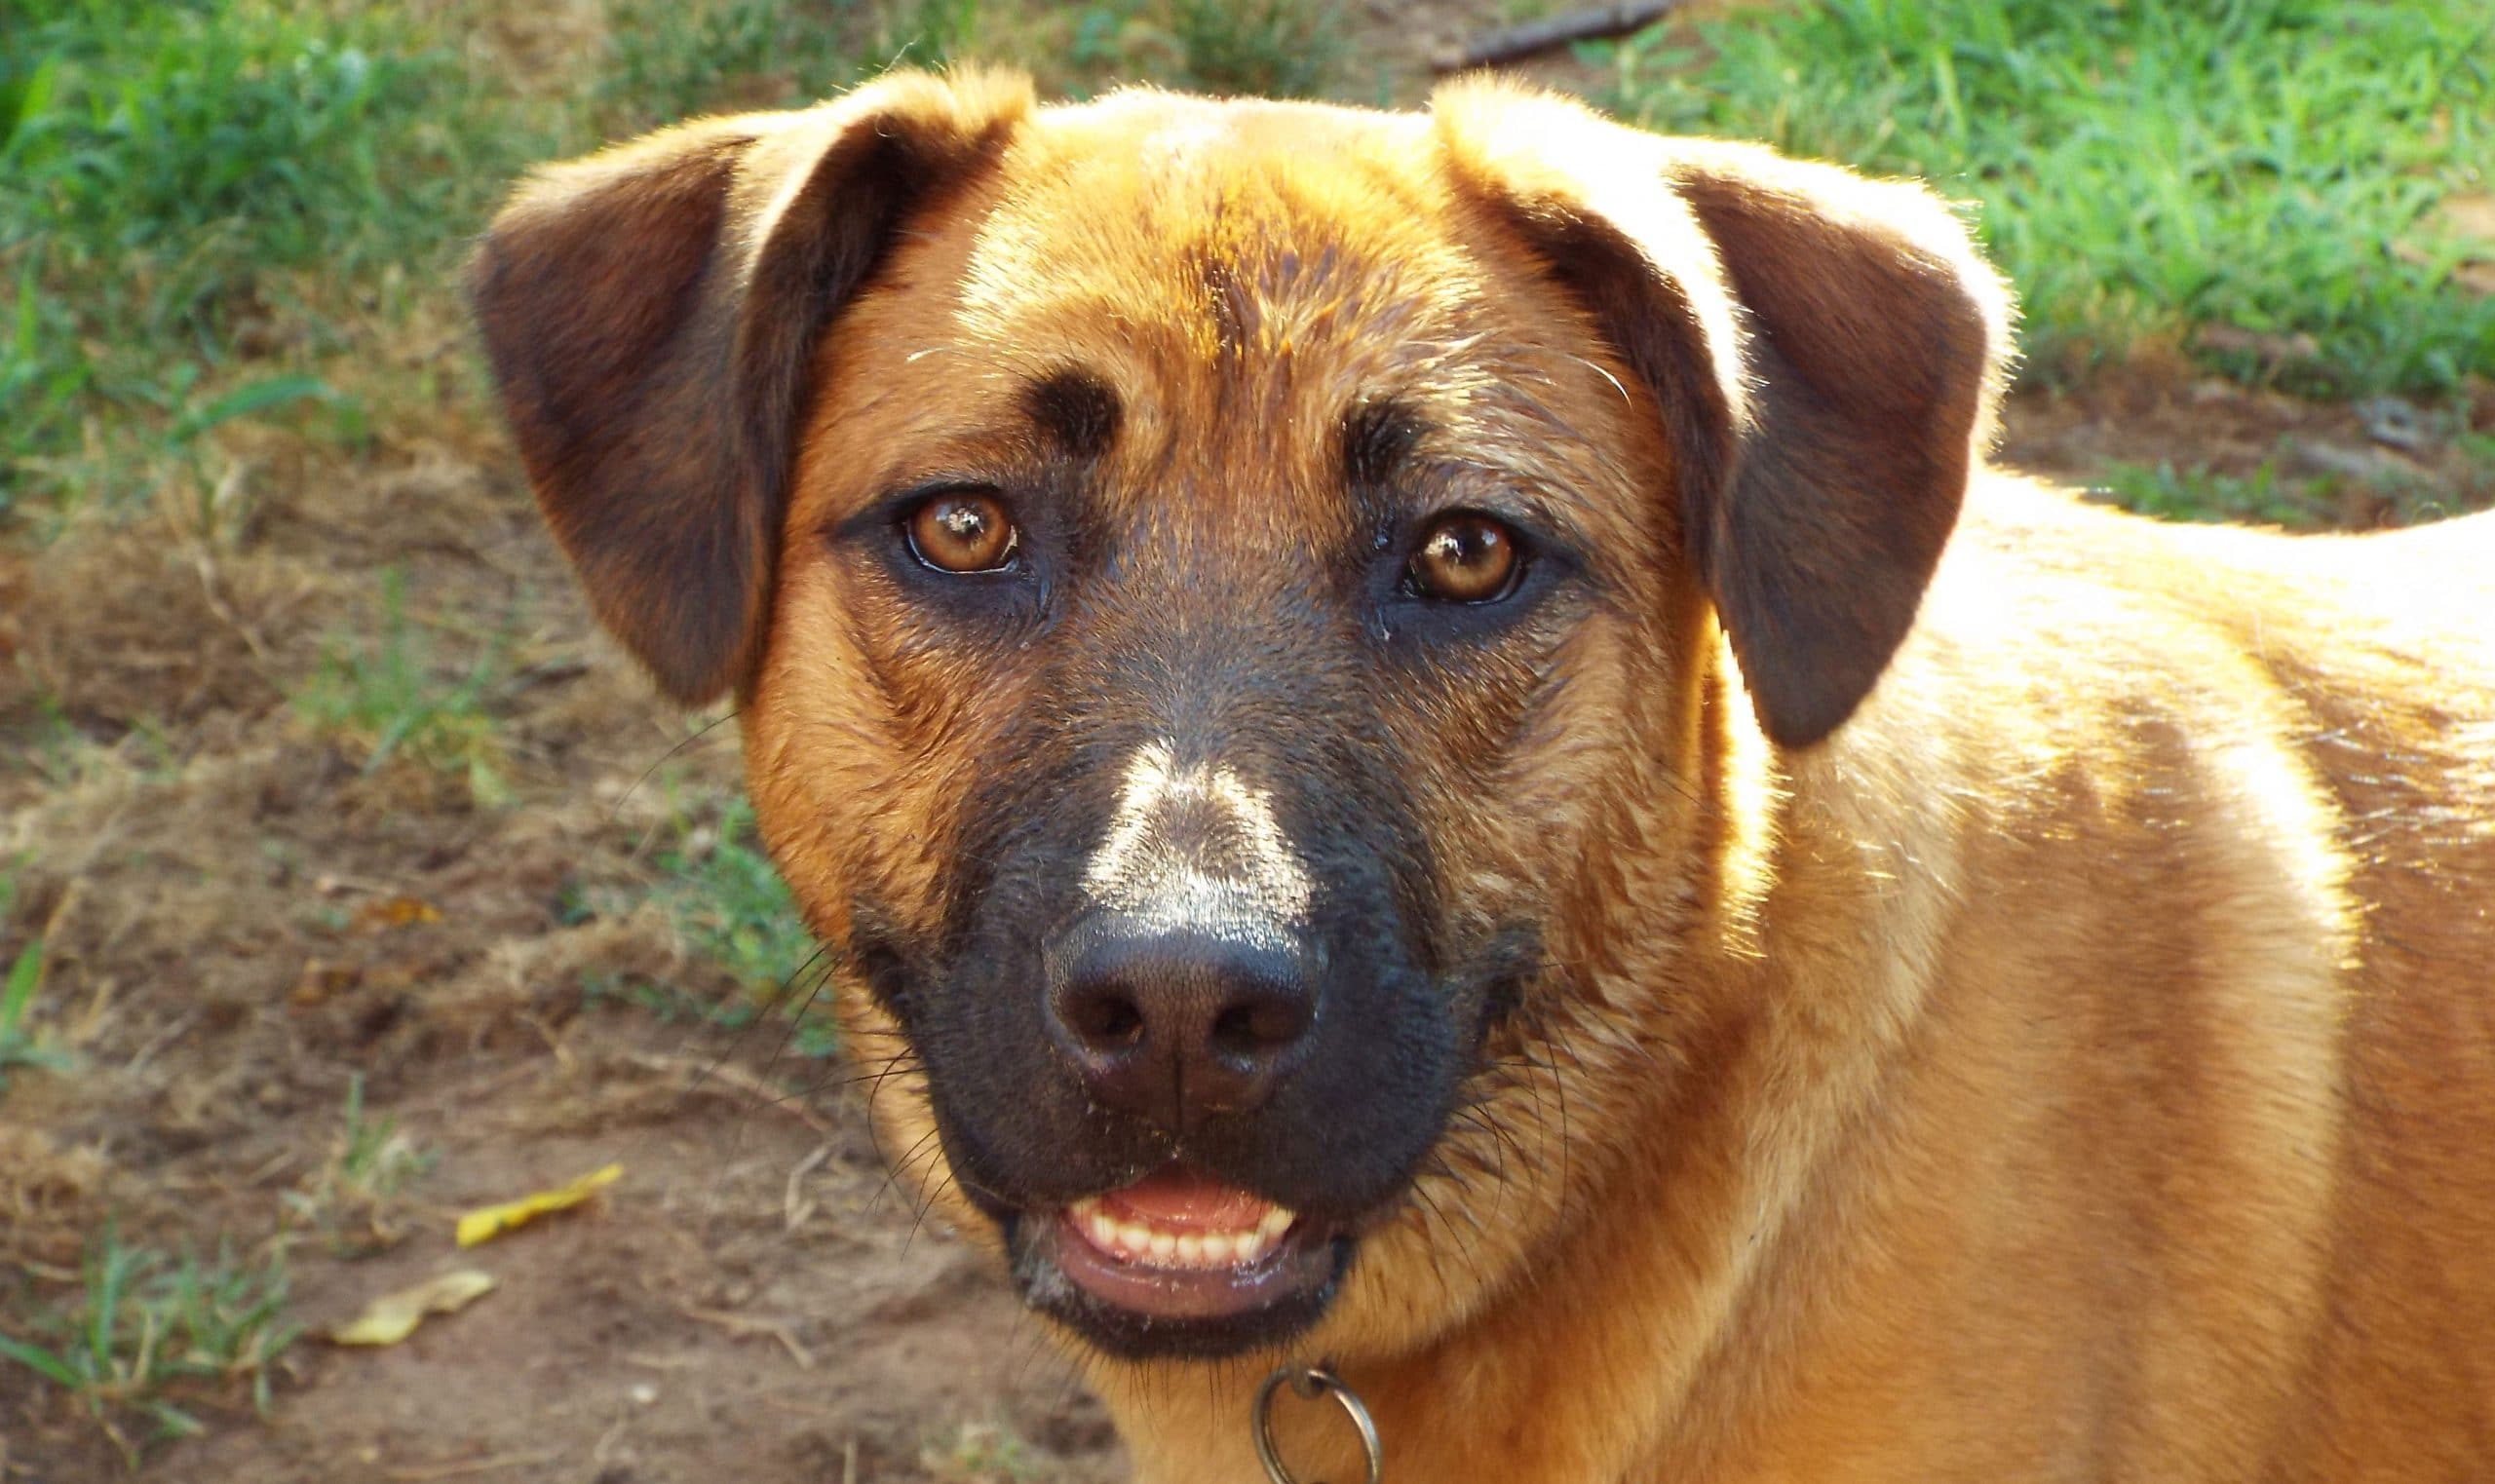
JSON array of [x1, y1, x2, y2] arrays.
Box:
[[355, 895, 442, 932], [327, 1269, 497, 1347], [454, 1162, 624, 1248]]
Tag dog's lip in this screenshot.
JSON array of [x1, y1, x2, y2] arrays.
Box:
[[1032, 1166, 1334, 1322]]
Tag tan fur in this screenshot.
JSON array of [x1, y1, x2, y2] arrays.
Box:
[[478, 70, 2495, 1484]]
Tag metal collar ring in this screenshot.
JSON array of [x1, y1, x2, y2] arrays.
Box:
[[1251, 1361, 1383, 1484]]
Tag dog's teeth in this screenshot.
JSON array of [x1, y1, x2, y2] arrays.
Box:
[[1066, 1196, 1296, 1269]]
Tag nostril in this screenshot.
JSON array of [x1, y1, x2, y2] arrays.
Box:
[[1210, 994, 1309, 1060], [1210, 1003, 1257, 1056], [1063, 985, 1146, 1051]]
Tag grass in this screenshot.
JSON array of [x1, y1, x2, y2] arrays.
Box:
[[2093, 444, 2486, 529], [575, 791, 836, 1056], [1593, 0, 2494, 397], [1, 933, 78, 1090], [594, 0, 1341, 136], [923, 1418, 1048, 1482], [0, 0, 537, 523], [0, 1234, 296, 1462], [1161, 0, 1343, 97], [591, 0, 899, 133], [0, 0, 1346, 533], [2093, 460, 2329, 528], [279, 1075, 433, 1255], [292, 568, 512, 805], [653, 795, 818, 1002]]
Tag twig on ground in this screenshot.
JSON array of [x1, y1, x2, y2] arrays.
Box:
[[679, 1306, 815, 1370], [624, 1051, 836, 1137], [382, 1449, 565, 1482], [1435, 1, 1682, 71], [785, 1141, 833, 1233]]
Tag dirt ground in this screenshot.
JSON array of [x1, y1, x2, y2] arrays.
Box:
[[1, 8, 2489, 1483]]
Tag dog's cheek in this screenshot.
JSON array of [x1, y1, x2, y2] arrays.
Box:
[[1369, 621, 1596, 971], [748, 557, 1021, 947], [742, 610, 882, 946]]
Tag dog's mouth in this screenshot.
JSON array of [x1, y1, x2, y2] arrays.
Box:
[[1011, 1164, 1348, 1356]]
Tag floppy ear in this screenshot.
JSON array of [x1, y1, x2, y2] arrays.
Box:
[[468, 69, 1033, 704], [1433, 84, 2013, 748]]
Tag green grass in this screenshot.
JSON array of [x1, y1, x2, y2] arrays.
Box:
[[593, 0, 1341, 136], [278, 1075, 433, 1255], [651, 792, 835, 1055], [653, 796, 817, 1001], [1593, 0, 2494, 396], [0, 1235, 296, 1462], [1, 933, 78, 1089], [292, 568, 512, 805], [0, 843, 73, 1086], [0, 0, 543, 523], [2093, 445, 2484, 528], [574, 791, 835, 1056], [923, 1418, 1048, 1483], [592, 0, 895, 133], [1161, 0, 1342, 97], [0, 0, 1340, 530], [2093, 460, 2328, 528]]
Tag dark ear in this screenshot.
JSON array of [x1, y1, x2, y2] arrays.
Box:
[[1433, 84, 2013, 747], [468, 69, 1033, 704]]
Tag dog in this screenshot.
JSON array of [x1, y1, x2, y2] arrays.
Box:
[[470, 68, 2495, 1483]]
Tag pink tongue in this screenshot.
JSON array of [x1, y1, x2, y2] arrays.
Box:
[[1102, 1168, 1273, 1231]]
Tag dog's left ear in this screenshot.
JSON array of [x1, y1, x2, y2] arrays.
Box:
[[1434, 84, 2014, 748]]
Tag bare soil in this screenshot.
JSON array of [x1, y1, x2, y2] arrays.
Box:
[[1, 11, 2487, 1484], [0, 435, 1123, 1482]]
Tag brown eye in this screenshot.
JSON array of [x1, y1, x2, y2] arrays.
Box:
[[905, 490, 1018, 573], [1405, 513, 1522, 603]]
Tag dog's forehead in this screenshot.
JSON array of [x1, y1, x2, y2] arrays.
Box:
[[797, 91, 1664, 552], [954, 95, 1489, 379]]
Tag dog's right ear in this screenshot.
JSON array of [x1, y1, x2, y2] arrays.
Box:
[[469, 70, 1032, 704]]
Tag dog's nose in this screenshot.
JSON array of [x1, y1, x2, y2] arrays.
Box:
[[1044, 925, 1315, 1126]]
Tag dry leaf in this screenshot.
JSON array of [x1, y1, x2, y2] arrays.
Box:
[[455, 1162, 624, 1247], [355, 896, 443, 932], [290, 959, 362, 1008], [327, 1269, 497, 1347]]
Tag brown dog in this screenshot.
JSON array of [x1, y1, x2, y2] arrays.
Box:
[[471, 69, 2495, 1483]]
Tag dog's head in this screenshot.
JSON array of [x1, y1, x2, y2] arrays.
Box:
[[472, 70, 2008, 1362]]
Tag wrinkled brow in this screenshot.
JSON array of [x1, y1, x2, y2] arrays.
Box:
[[1020, 368, 1121, 460]]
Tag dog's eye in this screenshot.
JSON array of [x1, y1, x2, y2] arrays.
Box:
[[904, 490, 1019, 574], [1404, 513, 1523, 603]]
